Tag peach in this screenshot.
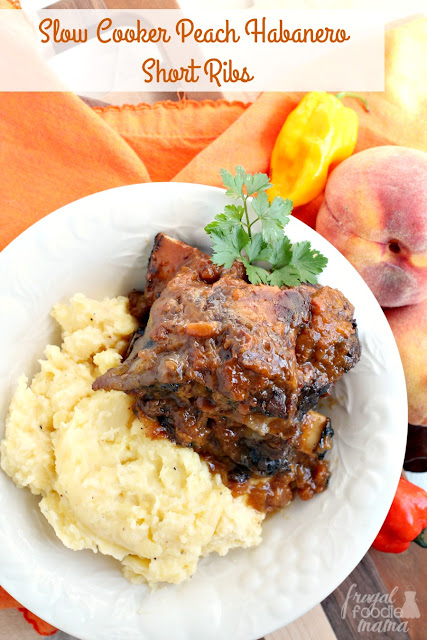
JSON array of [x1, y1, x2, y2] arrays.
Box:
[[385, 299, 427, 426], [316, 146, 427, 307]]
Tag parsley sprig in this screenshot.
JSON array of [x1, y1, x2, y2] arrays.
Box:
[[204, 166, 328, 286]]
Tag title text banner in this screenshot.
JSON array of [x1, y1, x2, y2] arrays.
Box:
[[0, 9, 384, 91]]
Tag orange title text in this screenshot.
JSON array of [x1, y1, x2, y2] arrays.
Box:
[[38, 17, 351, 87]]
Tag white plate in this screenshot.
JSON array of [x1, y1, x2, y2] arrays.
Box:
[[0, 183, 407, 640]]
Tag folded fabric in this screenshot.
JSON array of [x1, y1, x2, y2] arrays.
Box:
[[0, 0, 426, 636]]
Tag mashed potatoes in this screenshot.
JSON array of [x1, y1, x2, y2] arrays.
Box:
[[0, 294, 263, 586]]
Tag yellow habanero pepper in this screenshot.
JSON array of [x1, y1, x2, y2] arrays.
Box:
[[269, 91, 368, 208]]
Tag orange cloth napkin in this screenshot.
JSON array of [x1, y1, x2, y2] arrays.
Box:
[[0, 0, 426, 635], [0, 586, 57, 635]]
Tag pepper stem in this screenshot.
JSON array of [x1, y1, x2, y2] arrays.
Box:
[[414, 527, 427, 548], [336, 92, 370, 113]]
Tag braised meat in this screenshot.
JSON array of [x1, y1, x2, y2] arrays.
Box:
[[94, 234, 360, 511]]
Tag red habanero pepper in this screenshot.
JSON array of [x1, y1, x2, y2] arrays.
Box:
[[373, 477, 427, 553]]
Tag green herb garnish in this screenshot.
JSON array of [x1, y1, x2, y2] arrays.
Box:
[[204, 166, 328, 286]]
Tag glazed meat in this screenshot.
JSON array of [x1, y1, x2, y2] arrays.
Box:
[[94, 234, 360, 510]]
